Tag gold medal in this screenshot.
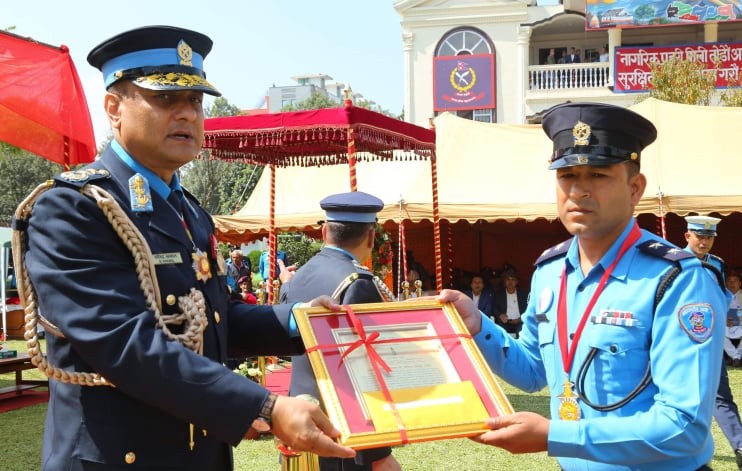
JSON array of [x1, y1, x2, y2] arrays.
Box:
[[557, 380, 581, 421], [192, 249, 212, 281]]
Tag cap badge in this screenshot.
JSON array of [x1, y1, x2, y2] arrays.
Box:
[[572, 121, 591, 146], [177, 40, 193, 66]]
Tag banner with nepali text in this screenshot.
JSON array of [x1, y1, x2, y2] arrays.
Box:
[[614, 42, 742, 92]]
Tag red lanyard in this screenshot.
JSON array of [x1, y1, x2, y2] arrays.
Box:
[[556, 222, 641, 375]]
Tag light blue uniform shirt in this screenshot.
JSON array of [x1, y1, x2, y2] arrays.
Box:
[[475, 219, 729, 470]]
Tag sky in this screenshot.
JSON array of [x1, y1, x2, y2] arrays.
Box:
[[5, 0, 405, 145]]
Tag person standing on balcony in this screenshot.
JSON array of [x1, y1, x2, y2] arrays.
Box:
[[545, 48, 556, 65], [566, 47, 580, 63], [599, 46, 609, 63]]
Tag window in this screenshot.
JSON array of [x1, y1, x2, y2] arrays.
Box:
[[434, 27, 496, 122], [436, 28, 492, 56]]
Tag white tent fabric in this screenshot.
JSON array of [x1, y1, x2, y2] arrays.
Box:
[[213, 98, 742, 240]]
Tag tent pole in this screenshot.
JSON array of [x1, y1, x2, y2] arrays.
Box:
[[268, 164, 276, 304], [431, 153, 442, 292], [657, 187, 667, 240], [347, 127, 357, 192]]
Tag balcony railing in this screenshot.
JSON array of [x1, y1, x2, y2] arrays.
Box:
[[528, 63, 610, 91]]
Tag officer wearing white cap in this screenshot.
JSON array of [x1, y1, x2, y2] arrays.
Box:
[[17, 26, 354, 470], [280, 191, 402, 471], [684, 216, 723, 270], [684, 216, 742, 468], [438, 102, 729, 470]]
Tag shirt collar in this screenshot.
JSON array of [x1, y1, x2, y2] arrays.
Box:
[[565, 218, 638, 281], [111, 139, 182, 200], [325, 246, 358, 262]]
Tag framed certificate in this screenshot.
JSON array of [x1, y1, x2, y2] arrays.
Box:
[[293, 299, 513, 449]]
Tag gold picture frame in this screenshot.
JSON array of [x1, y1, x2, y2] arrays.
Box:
[[293, 299, 514, 449]]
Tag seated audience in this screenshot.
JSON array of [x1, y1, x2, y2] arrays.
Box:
[[494, 269, 528, 337]]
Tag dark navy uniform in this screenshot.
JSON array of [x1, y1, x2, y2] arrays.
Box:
[[280, 192, 391, 470], [21, 26, 301, 471]]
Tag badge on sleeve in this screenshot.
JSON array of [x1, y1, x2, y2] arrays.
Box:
[[678, 303, 714, 343], [128, 174, 153, 213]]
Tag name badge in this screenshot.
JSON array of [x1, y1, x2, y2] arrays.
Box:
[[153, 252, 183, 265]]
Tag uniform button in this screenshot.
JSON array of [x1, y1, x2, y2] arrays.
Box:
[[485, 334, 492, 340], [610, 345, 618, 353], [124, 452, 136, 464], [569, 333, 575, 340], [214, 311, 221, 324], [577, 285, 585, 292], [166, 294, 176, 306]]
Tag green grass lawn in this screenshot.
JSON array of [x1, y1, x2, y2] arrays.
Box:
[[2, 339, 740, 470]]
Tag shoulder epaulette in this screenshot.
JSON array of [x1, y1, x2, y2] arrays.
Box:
[[53, 168, 111, 189], [534, 238, 572, 266], [637, 240, 694, 262], [708, 253, 725, 265]]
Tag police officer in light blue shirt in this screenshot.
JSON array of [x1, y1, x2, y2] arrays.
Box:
[[683, 215, 742, 468], [439, 102, 729, 470]]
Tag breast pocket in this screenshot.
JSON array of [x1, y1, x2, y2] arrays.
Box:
[[583, 324, 650, 396], [537, 321, 559, 389]]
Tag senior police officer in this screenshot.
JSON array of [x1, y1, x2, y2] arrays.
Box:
[[438, 102, 729, 470], [280, 191, 401, 471], [17, 26, 354, 470], [683, 216, 742, 469]]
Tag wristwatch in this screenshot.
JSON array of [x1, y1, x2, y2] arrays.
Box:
[[251, 393, 277, 433]]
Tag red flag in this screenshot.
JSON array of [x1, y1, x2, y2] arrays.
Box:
[[0, 30, 96, 167]]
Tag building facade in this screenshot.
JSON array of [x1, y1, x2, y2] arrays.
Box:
[[395, 0, 742, 125]]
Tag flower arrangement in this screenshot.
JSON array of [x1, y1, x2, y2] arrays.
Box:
[[234, 359, 263, 383], [372, 225, 393, 279]]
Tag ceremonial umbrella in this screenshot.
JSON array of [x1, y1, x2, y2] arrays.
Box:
[[0, 29, 96, 167], [203, 100, 440, 300]]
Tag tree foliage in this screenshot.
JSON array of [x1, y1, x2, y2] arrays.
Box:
[[648, 56, 716, 105], [647, 56, 742, 106], [0, 144, 63, 225], [281, 92, 339, 111], [180, 97, 262, 215]]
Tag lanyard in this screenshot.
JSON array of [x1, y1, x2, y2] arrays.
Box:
[[556, 222, 641, 375]]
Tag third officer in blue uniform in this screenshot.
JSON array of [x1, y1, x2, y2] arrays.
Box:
[[280, 191, 401, 471], [683, 215, 742, 469], [440, 102, 729, 470]]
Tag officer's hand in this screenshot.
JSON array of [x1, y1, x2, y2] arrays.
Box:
[[498, 314, 508, 324], [278, 259, 297, 284], [302, 295, 342, 312], [437, 289, 482, 335], [270, 395, 356, 458], [471, 411, 549, 454]]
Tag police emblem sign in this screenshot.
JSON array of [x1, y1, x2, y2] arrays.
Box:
[[433, 54, 495, 111]]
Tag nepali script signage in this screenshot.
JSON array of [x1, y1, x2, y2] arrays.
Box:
[[586, 0, 740, 30], [433, 54, 495, 111], [614, 42, 742, 93]]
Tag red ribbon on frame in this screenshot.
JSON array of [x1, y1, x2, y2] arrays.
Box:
[[305, 305, 473, 445]]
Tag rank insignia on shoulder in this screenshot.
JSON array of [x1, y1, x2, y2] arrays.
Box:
[[638, 240, 694, 262], [535, 239, 572, 266], [54, 168, 111, 188], [678, 303, 714, 343], [128, 174, 153, 213]]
